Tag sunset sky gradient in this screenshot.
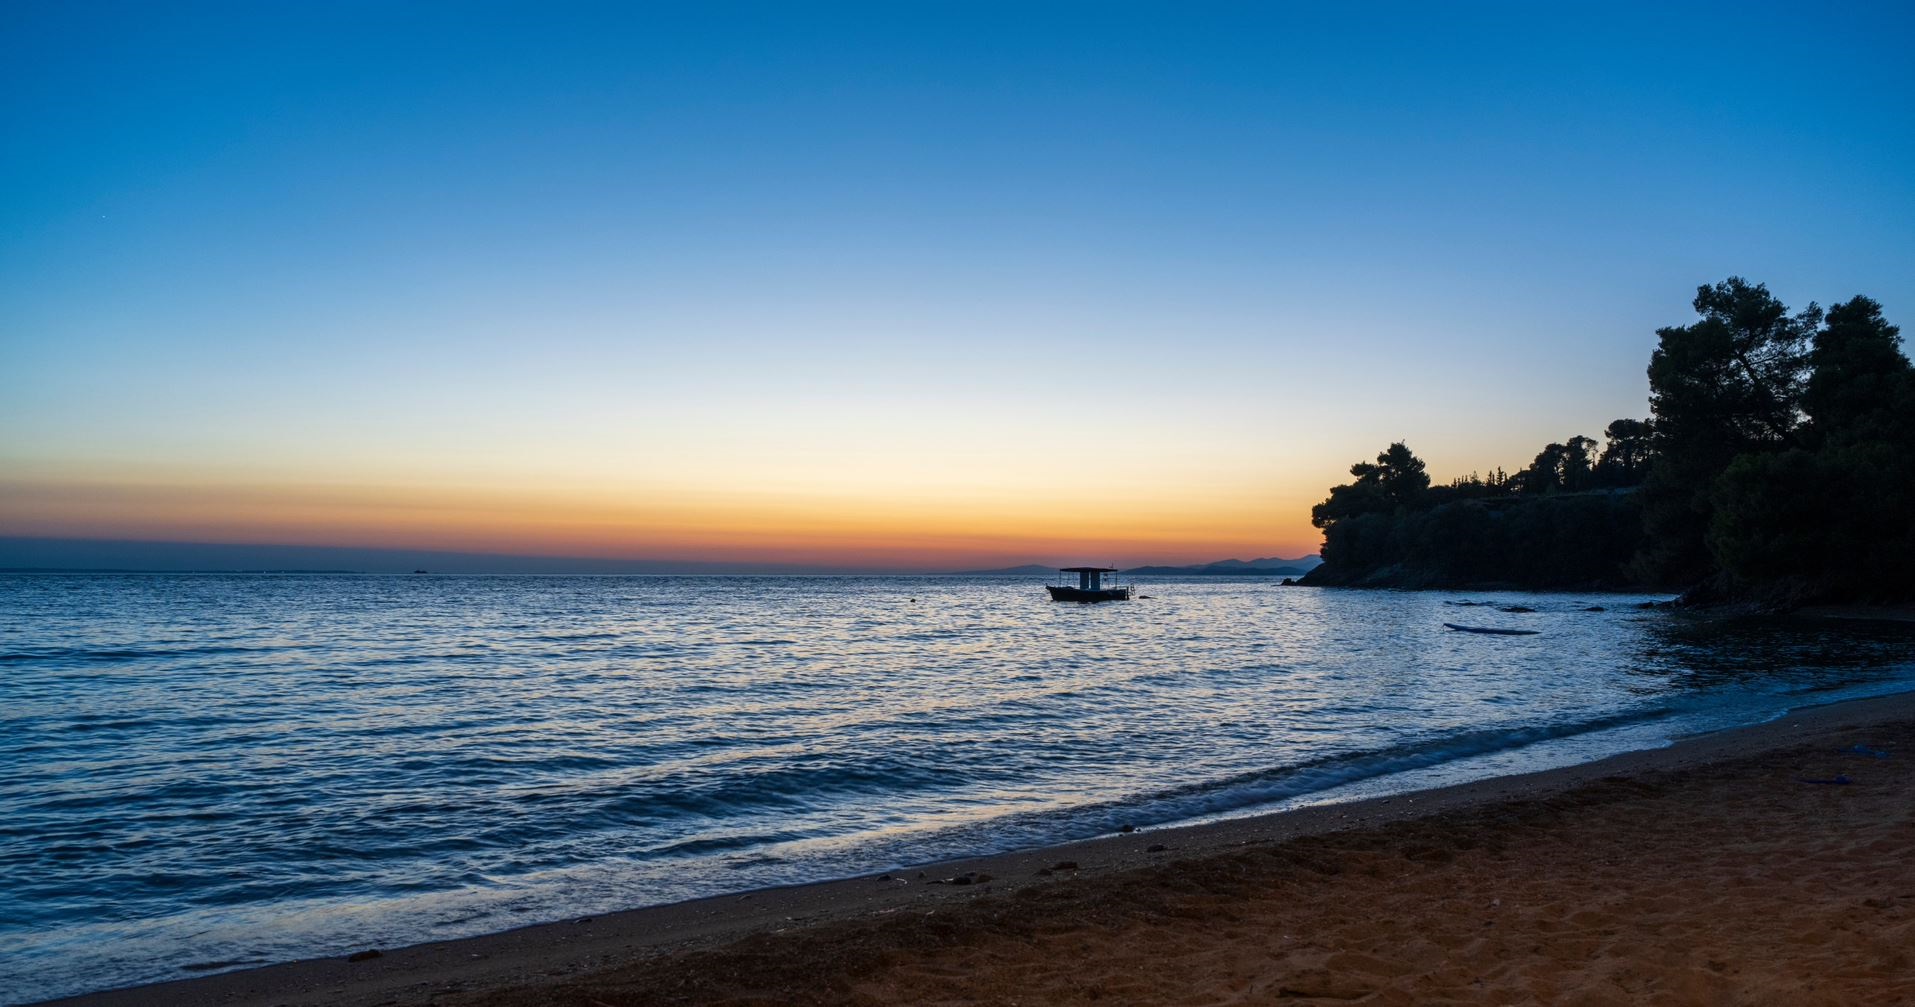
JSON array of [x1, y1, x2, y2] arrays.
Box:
[[4, 2, 1913, 570]]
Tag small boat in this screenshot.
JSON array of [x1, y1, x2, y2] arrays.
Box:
[[1443, 623, 1539, 636], [1046, 566, 1134, 603]]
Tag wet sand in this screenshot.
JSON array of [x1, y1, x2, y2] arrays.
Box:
[[43, 691, 1915, 1007]]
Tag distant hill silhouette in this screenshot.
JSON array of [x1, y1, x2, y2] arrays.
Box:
[[940, 564, 1059, 576], [1125, 556, 1322, 577], [1118, 559, 1317, 578], [945, 557, 1321, 577]]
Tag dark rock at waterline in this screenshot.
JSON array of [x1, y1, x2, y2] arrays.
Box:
[[347, 949, 383, 963], [1118, 824, 1135, 833]]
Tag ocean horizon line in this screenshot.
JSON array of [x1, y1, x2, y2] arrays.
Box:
[[0, 536, 1319, 578]]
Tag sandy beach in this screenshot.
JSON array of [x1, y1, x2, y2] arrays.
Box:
[[38, 689, 1915, 1007]]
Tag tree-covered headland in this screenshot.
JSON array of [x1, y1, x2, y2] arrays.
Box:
[[1302, 279, 1915, 606]]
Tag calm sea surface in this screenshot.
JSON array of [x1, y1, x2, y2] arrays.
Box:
[[3, 574, 1913, 1002]]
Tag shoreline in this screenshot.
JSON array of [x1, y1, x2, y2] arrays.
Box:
[[38, 687, 1915, 1007]]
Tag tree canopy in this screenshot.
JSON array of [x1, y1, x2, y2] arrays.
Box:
[[1304, 278, 1914, 604]]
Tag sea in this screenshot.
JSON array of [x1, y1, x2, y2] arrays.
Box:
[[3, 573, 1913, 1003]]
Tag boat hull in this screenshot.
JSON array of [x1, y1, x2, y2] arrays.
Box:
[[1046, 585, 1133, 603]]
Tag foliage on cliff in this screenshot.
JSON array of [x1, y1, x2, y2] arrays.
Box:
[[1304, 279, 1915, 602]]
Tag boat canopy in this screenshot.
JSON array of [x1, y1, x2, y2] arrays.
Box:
[[1057, 566, 1120, 591]]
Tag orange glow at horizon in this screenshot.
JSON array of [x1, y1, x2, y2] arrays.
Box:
[[0, 468, 1326, 569]]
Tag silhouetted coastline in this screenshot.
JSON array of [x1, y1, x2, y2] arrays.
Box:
[[1302, 279, 1915, 610]]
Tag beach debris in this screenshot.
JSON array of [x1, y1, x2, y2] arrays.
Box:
[[1147, 843, 1168, 853], [346, 949, 384, 962], [572, 917, 592, 924], [930, 871, 992, 886], [1118, 823, 1136, 833], [1052, 860, 1080, 871], [1798, 774, 1852, 785], [1843, 744, 1891, 759]]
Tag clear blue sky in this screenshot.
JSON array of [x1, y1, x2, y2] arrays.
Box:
[[3, 2, 1912, 567]]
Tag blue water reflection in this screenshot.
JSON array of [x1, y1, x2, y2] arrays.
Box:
[[1, 574, 1910, 1002]]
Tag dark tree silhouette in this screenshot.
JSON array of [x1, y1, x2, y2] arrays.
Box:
[[1310, 441, 1430, 531], [1307, 440, 1641, 589], [1636, 278, 1823, 585], [1517, 436, 1600, 494], [1303, 278, 1911, 604], [1596, 419, 1655, 484], [1804, 296, 1914, 448], [1705, 294, 1915, 602]]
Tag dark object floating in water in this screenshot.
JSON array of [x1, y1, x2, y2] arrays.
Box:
[[1046, 566, 1134, 603], [412, 569, 428, 574], [1584, 606, 1606, 612], [1799, 775, 1852, 785], [1443, 623, 1541, 636], [1498, 605, 1536, 613]]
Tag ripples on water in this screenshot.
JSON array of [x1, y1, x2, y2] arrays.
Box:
[[2, 574, 1912, 1002]]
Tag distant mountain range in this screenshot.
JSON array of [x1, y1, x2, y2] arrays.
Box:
[[1124, 556, 1322, 577], [946, 556, 1323, 577]]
